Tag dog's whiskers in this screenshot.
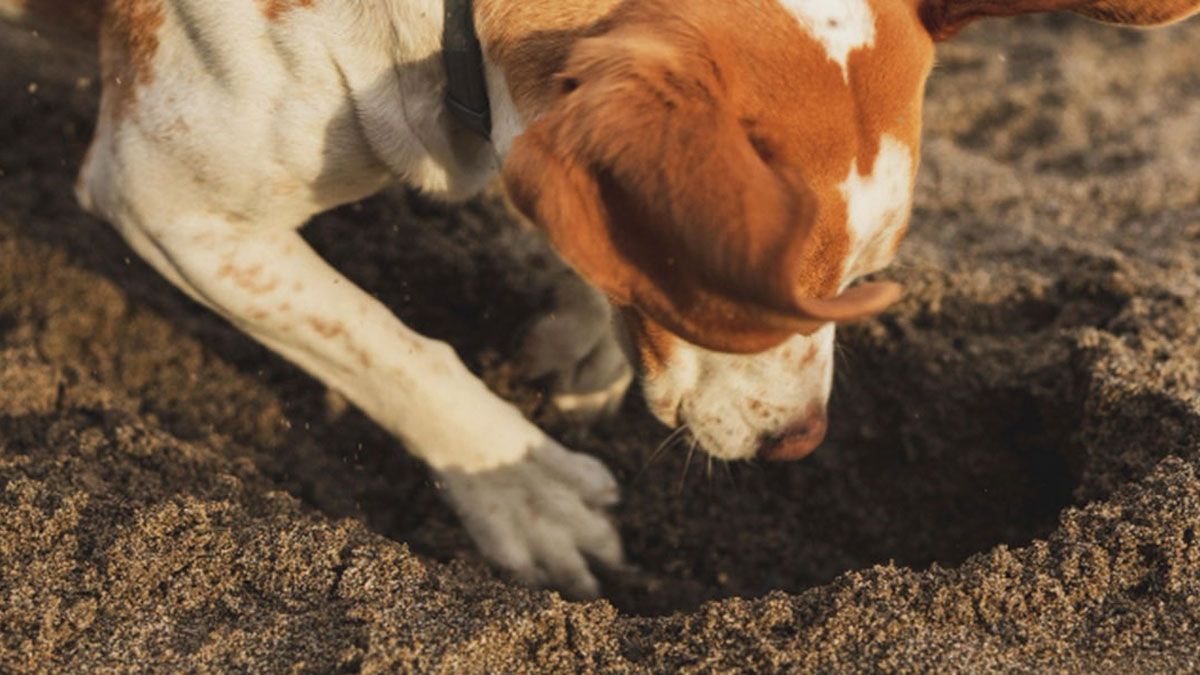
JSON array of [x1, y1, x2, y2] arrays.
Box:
[[635, 425, 690, 482], [704, 454, 715, 495], [652, 425, 690, 463], [834, 339, 856, 369], [676, 437, 698, 495], [722, 458, 737, 489]]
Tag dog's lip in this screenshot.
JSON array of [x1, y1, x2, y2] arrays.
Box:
[[665, 399, 684, 429], [642, 393, 683, 429]]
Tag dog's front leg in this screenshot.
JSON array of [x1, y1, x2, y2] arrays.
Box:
[[123, 217, 623, 598], [489, 220, 633, 423]]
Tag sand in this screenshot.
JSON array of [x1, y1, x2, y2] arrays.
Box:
[[3, 12, 1200, 673]]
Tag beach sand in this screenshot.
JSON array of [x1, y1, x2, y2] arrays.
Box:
[[2, 12, 1200, 671]]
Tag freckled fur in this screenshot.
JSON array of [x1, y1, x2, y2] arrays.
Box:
[[256, 0, 314, 21], [307, 317, 345, 339]]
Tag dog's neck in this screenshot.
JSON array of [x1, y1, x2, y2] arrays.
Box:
[[443, 0, 492, 138], [334, 0, 619, 194], [473, 0, 622, 118]]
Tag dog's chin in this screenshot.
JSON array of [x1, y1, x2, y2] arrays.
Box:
[[689, 423, 761, 462], [646, 397, 761, 461], [642, 387, 818, 461]]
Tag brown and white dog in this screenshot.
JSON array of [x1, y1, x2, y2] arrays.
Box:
[[2, 0, 1196, 597]]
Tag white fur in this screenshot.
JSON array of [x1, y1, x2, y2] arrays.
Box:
[[71, 0, 618, 597], [439, 440, 622, 599], [779, 0, 877, 79], [485, 60, 524, 160], [840, 135, 915, 281], [642, 325, 836, 461]]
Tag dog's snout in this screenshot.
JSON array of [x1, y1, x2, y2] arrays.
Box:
[[758, 407, 828, 461]]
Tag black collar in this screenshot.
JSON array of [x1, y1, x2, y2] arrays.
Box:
[[443, 0, 492, 139]]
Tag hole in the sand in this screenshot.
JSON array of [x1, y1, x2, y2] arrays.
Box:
[[599, 383, 1081, 617], [590, 283, 1125, 617], [156, 194, 1141, 620], [0, 313, 15, 340]]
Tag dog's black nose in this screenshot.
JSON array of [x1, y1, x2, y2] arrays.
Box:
[[758, 407, 828, 461]]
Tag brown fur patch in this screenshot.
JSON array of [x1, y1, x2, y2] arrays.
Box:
[[920, 0, 1200, 39], [620, 308, 674, 375], [1076, 0, 1200, 25], [100, 0, 165, 118], [307, 318, 345, 339], [476, 0, 624, 115], [255, 0, 315, 22], [347, 344, 371, 368], [217, 264, 280, 295], [798, 345, 818, 366]]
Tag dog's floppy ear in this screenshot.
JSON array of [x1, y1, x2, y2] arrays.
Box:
[[921, 0, 1200, 39], [1076, 0, 1200, 25], [503, 24, 899, 353]]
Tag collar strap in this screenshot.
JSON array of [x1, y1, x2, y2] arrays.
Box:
[[443, 0, 492, 139]]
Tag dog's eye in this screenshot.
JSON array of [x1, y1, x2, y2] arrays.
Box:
[[749, 134, 776, 163], [740, 118, 776, 163], [561, 77, 580, 94]]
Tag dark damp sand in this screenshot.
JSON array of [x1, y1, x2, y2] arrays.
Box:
[[3, 12, 1200, 672]]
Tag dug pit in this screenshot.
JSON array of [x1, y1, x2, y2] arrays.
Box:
[[565, 263, 1133, 616]]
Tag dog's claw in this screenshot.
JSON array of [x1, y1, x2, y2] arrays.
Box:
[[437, 439, 624, 600]]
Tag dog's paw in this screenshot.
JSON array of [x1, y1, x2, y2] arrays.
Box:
[[437, 440, 624, 599], [516, 278, 633, 424]]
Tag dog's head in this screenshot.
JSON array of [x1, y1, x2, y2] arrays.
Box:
[[498, 0, 1199, 461]]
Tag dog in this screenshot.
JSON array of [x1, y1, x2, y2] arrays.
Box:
[[3, 0, 1196, 598]]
